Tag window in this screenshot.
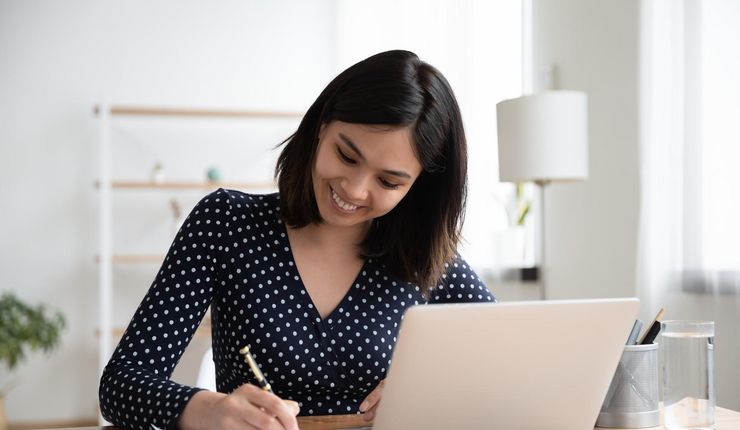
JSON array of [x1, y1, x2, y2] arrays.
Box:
[[639, 0, 740, 295], [699, 0, 740, 271]]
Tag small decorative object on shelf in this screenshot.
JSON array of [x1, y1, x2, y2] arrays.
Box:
[[206, 166, 223, 183], [150, 161, 165, 184]]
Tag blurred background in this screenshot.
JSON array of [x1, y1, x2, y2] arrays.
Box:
[[1, 0, 738, 427]]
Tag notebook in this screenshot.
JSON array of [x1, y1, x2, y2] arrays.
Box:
[[364, 298, 639, 430]]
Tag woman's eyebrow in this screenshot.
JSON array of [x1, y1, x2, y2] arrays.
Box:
[[338, 132, 412, 179]]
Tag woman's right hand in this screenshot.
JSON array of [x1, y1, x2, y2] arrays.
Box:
[[178, 384, 300, 430]]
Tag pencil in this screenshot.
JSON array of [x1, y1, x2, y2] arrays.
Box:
[[239, 345, 273, 393], [638, 308, 665, 344]]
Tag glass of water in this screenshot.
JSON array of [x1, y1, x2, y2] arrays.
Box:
[[661, 320, 715, 430]]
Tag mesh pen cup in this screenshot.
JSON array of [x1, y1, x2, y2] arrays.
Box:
[[596, 343, 659, 428]]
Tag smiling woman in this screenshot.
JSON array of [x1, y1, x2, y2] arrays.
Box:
[[99, 50, 495, 430], [277, 50, 470, 293], [312, 122, 420, 233]]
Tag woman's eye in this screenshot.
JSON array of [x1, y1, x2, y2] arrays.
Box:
[[379, 178, 400, 190], [336, 147, 356, 164]]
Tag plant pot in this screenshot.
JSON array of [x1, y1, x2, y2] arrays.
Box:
[[492, 226, 527, 267], [0, 393, 7, 430]]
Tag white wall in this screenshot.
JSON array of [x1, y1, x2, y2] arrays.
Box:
[[532, 0, 640, 301], [532, 0, 740, 411], [0, 0, 336, 422]]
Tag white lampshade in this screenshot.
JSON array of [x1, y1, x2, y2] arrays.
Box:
[[496, 91, 589, 183]]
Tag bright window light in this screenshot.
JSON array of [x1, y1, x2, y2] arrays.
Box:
[[700, 0, 740, 270]]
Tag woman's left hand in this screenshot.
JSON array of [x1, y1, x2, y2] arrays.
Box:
[[359, 379, 385, 422]]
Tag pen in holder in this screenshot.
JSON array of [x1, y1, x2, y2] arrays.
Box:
[[596, 343, 659, 428]]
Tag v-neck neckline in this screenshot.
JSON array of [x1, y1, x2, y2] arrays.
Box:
[[279, 220, 366, 324]]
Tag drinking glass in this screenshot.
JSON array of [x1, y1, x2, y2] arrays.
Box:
[[661, 320, 715, 430]]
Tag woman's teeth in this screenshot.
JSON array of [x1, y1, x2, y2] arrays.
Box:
[[331, 189, 358, 211]]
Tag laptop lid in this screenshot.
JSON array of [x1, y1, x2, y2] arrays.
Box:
[[371, 298, 639, 430]]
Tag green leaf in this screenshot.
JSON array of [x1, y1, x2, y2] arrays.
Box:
[[0, 293, 66, 370], [517, 201, 531, 226]]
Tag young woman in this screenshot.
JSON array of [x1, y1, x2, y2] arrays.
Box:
[[99, 50, 495, 430]]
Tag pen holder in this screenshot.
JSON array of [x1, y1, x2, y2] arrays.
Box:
[[596, 343, 659, 428]]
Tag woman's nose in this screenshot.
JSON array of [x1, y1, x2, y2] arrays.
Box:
[[342, 172, 371, 201]]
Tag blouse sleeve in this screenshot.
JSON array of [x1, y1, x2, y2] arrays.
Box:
[[99, 189, 231, 430], [427, 257, 497, 304]]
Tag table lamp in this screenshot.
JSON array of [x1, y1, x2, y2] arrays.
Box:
[[496, 90, 588, 299]]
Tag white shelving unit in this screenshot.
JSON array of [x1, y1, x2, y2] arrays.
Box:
[[94, 103, 302, 394]]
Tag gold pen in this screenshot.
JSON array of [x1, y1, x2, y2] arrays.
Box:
[[239, 345, 273, 393]]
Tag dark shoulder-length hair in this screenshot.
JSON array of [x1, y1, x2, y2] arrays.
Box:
[[275, 49, 467, 295]]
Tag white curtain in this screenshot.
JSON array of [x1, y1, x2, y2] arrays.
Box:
[[638, 0, 740, 308]]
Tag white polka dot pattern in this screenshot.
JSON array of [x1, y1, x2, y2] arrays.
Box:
[[99, 189, 495, 429]]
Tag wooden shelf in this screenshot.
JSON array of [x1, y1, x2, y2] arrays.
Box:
[[93, 105, 304, 119], [95, 254, 164, 264], [94, 102, 281, 384], [94, 180, 276, 190]]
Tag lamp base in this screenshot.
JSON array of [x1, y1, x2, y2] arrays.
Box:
[[520, 266, 540, 282]]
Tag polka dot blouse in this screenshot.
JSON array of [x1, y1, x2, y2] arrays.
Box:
[[99, 189, 495, 429]]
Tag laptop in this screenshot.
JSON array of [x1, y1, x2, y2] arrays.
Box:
[[366, 298, 639, 430]]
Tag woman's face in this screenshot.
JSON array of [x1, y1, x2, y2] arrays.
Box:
[[312, 121, 423, 230]]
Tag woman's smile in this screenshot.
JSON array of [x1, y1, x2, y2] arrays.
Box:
[[330, 186, 361, 213]]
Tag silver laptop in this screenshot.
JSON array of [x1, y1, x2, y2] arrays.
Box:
[[366, 298, 639, 430]]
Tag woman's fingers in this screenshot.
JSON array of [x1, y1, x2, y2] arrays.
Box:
[[235, 384, 299, 430], [364, 398, 383, 422], [283, 399, 301, 416], [360, 379, 385, 411], [360, 379, 385, 421], [178, 386, 298, 430], [239, 401, 287, 430]]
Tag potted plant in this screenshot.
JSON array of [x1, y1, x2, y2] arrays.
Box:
[[0, 293, 65, 430], [501, 183, 533, 265]]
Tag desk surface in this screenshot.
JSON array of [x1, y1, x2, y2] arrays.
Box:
[[49, 406, 740, 430]]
